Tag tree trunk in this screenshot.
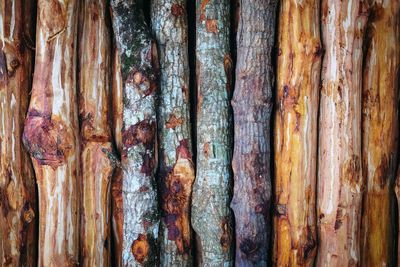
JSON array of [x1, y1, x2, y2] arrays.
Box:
[[110, 0, 160, 265], [78, 0, 114, 266], [151, 1, 195, 266], [230, 0, 277, 266], [192, 0, 234, 265], [396, 167, 400, 264], [22, 0, 80, 266], [361, 1, 399, 266], [0, 1, 37, 266], [317, 1, 368, 266], [273, 1, 321, 266]]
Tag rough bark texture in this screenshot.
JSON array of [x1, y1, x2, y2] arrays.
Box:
[[22, 0, 80, 266], [151, 1, 195, 266], [0, 0, 37, 266], [361, 1, 399, 266], [230, 0, 277, 266], [192, 0, 234, 266], [396, 167, 400, 264], [110, 0, 160, 265], [317, 1, 368, 266], [273, 1, 321, 266], [79, 0, 114, 266]]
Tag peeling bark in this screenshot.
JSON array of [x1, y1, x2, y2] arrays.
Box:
[[360, 1, 400, 266], [192, 0, 234, 266], [78, 0, 114, 266], [151, 1, 194, 266], [22, 0, 80, 266], [273, 1, 321, 266], [230, 0, 277, 266], [110, 1, 160, 265], [0, 0, 37, 266], [317, 1, 369, 266]]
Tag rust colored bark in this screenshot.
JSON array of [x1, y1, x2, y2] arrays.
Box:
[[110, 0, 160, 265], [360, 1, 399, 266], [151, 1, 195, 266], [79, 0, 114, 266], [22, 0, 80, 265], [231, 0, 277, 266], [192, 0, 234, 265], [0, 0, 37, 266], [273, 1, 321, 266], [317, 1, 369, 266]]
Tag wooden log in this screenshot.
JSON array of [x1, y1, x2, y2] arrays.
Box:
[[0, 0, 37, 265], [151, 1, 195, 266], [230, 0, 277, 266], [22, 0, 80, 266], [110, 0, 160, 265], [192, 0, 234, 265], [78, 0, 115, 266], [273, 1, 321, 266], [361, 1, 399, 266], [317, 1, 369, 266]]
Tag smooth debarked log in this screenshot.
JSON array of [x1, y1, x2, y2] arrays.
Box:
[[79, 0, 115, 266], [273, 1, 321, 266], [230, 0, 277, 266], [22, 0, 80, 266], [151, 1, 195, 266], [0, 0, 37, 266], [317, 1, 368, 266], [192, 0, 234, 266], [110, 0, 160, 265], [361, 1, 400, 266]]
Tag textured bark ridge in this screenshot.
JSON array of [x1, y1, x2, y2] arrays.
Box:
[[151, 1, 195, 266], [110, 0, 160, 265], [361, 1, 399, 266], [273, 1, 321, 266], [317, 1, 368, 266], [22, 0, 80, 266], [79, 0, 114, 266], [0, 1, 37, 266], [192, 0, 234, 266], [230, 0, 277, 266]]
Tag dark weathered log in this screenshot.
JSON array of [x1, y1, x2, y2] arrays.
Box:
[[361, 1, 399, 266], [22, 0, 80, 266], [151, 1, 195, 266], [79, 0, 114, 266], [110, 0, 160, 265], [273, 1, 321, 266], [230, 0, 277, 266], [192, 0, 234, 265], [317, 1, 368, 266], [0, 0, 37, 265]]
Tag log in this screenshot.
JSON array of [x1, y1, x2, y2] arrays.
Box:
[[191, 0, 234, 265], [110, 0, 160, 265], [151, 1, 195, 266], [0, 0, 37, 265], [230, 0, 277, 266], [317, 1, 369, 266], [361, 1, 399, 266], [273, 1, 321, 266], [78, 0, 114, 266]]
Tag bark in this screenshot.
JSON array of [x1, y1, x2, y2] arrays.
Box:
[[22, 0, 79, 266], [317, 1, 369, 266], [273, 1, 321, 266], [396, 167, 400, 263], [151, 1, 195, 266], [110, 0, 160, 265], [0, 0, 37, 266], [192, 0, 234, 266], [230, 0, 277, 266], [360, 1, 400, 266], [78, 0, 114, 266]]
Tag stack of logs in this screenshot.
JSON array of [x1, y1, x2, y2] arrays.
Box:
[[0, 0, 399, 266]]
